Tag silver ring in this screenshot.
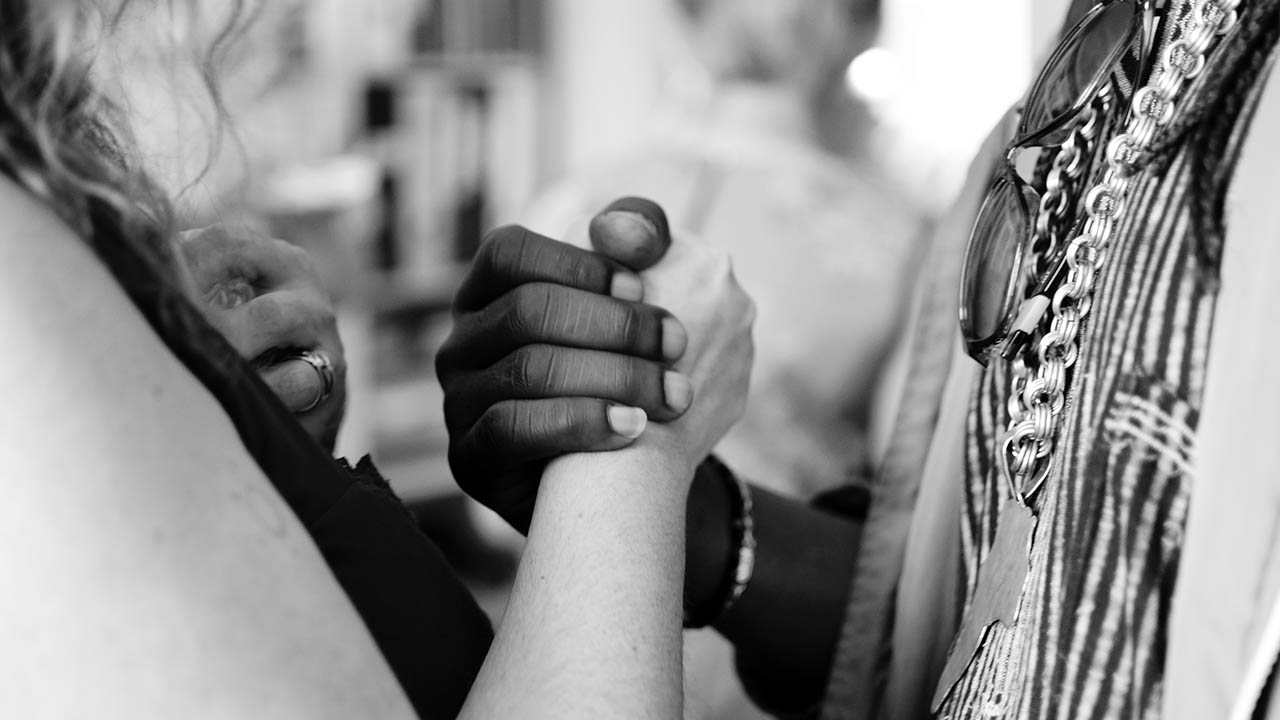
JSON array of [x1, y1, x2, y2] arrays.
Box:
[[292, 349, 335, 413]]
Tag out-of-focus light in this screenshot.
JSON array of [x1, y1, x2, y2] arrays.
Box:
[[845, 47, 902, 103]]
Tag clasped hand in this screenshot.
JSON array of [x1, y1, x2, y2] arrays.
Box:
[[178, 224, 347, 451], [437, 198, 755, 533]]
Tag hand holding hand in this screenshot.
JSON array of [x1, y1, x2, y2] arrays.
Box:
[[178, 225, 347, 451], [586, 204, 755, 482], [436, 209, 693, 533]]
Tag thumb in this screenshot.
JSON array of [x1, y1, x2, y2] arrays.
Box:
[[588, 196, 672, 272]]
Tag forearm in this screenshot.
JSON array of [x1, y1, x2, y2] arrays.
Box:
[[686, 470, 863, 713], [461, 442, 692, 719]]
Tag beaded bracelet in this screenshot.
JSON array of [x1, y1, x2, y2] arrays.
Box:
[[684, 455, 756, 629]]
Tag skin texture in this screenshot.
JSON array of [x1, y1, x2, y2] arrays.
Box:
[[444, 197, 866, 714], [1, 167, 753, 718], [0, 176, 417, 719], [178, 224, 347, 451], [436, 204, 691, 534], [459, 209, 755, 720]]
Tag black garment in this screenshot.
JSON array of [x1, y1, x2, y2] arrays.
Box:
[[84, 203, 493, 718]]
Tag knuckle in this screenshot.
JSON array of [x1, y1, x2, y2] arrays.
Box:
[[206, 224, 236, 243], [472, 402, 518, 449], [473, 232, 504, 274], [183, 224, 227, 247], [508, 345, 555, 394], [616, 358, 659, 407], [480, 225, 529, 269], [506, 284, 554, 339], [480, 224, 524, 250], [247, 296, 290, 330], [554, 400, 593, 436], [564, 250, 604, 289], [274, 238, 313, 271], [527, 399, 574, 440]]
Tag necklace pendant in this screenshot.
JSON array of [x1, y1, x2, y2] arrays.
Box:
[[931, 501, 1037, 712]]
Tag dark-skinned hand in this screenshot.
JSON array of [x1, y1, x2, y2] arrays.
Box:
[[436, 198, 687, 534]]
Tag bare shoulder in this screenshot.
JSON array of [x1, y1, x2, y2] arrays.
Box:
[[0, 177, 413, 718], [0, 174, 240, 476]]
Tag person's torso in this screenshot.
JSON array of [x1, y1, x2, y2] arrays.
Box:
[[939, 5, 1280, 718]]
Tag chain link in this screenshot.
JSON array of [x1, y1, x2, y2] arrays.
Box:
[[1029, 119, 1096, 279], [1002, 0, 1242, 504]]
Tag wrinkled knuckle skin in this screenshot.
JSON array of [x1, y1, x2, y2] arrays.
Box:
[[566, 251, 603, 291], [479, 224, 521, 253], [475, 226, 519, 274], [485, 225, 532, 273], [555, 400, 593, 439], [525, 401, 567, 443], [507, 284, 552, 342], [508, 345, 555, 395]]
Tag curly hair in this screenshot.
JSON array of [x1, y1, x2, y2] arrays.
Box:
[[0, 0, 247, 269]]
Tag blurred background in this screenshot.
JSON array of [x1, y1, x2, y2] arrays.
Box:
[[121, 0, 1072, 716]]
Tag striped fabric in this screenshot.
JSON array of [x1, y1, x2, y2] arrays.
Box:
[[938, 8, 1280, 720]]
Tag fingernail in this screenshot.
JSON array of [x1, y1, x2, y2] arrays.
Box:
[[600, 210, 658, 240], [611, 272, 644, 302], [590, 205, 670, 271], [664, 371, 694, 413], [601, 197, 670, 241], [608, 405, 648, 439], [662, 317, 687, 361]]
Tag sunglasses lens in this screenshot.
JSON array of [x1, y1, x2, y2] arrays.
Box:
[[962, 177, 1036, 345], [1021, 1, 1140, 145]]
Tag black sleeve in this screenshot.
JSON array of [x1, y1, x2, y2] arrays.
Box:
[[316, 457, 493, 720], [202, 368, 495, 720]]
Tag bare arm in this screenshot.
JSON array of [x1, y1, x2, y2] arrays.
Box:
[[460, 231, 755, 719], [462, 446, 692, 718], [0, 180, 416, 719]]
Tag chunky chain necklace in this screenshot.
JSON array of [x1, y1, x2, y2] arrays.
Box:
[[933, 1, 1245, 708], [1001, 0, 1243, 501]]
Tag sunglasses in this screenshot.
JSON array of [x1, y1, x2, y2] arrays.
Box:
[[960, 0, 1158, 365]]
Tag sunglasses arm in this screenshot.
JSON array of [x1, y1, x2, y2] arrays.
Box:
[[1000, 296, 1051, 361]]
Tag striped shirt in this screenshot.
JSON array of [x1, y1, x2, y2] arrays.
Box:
[[940, 5, 1280, 719]]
